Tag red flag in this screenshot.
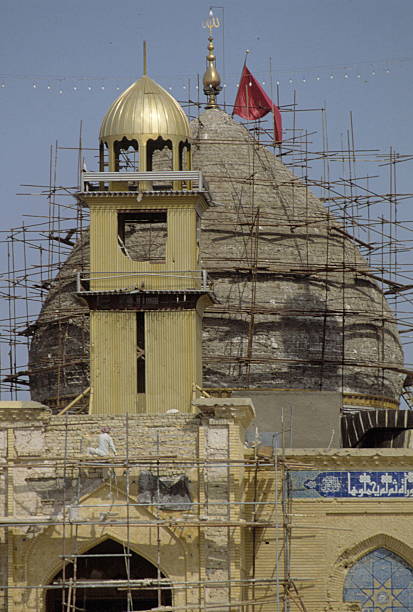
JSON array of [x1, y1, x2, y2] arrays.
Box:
[[233, 64, 282, 143]]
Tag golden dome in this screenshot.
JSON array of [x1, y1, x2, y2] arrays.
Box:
[[99, 75, 190, 145]]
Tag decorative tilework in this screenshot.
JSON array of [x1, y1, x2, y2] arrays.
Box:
[[344, 548, 413, 611], [289, 471, 413, 498]]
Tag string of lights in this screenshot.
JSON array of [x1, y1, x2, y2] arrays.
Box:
[[0, 56, 410, 94]]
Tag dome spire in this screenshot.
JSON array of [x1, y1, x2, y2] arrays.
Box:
[[202, 9, 222, 109], [143, 40, 147, 76]]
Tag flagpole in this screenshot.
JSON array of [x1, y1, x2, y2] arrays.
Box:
[[245, 81, 249, 122], [244, 50, 250, 118], [232, 49, 250, 116]]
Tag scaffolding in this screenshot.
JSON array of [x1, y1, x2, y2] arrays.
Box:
[[0, 98, 413, 610], [0, 413, 332, 612], [1, 100, 413, 409]]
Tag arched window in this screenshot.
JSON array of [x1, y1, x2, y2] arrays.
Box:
[[344, 547, 413, 610], [46, 539, 172, 612]]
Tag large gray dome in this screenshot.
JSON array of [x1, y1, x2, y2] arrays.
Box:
[[28, 109, 405, 410]]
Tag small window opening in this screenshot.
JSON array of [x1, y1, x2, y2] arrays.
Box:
[[114, 137, 139, 172], [150, 148, 173, 172], [99, 141, 107, 171], [147, 137, 172, 171], [196, 213, 201, 264], [137, 313, 145, 393], [147, 138, 173, 189], [179, 141, 191, 171], [118, 211, 167, 262]]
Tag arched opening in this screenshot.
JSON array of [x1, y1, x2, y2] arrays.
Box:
[[46, 539, 172, 612], [147, 137, 173, 172], [343, 547, 413, 610], [179, 140, 191, 171], [114, 138, 140, 172]]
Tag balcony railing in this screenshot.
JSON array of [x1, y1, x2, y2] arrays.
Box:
[[81, 170, 204, 192], [76, 270, 210, 293]]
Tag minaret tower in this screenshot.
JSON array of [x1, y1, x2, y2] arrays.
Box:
[[78, 51, 214, 415]]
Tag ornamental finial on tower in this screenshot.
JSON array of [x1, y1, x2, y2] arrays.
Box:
[[202, 9, 222, 109]]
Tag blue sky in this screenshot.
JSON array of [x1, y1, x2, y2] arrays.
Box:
[[1, 0, 412, 225]]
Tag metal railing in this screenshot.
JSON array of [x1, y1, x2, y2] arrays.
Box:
[[76, 270, 209, 292], [81, 170, 203, 192]]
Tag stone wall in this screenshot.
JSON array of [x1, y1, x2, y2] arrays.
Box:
[[28, 110, 405, 410], [0, 404, 413, 610], [9, 412, 199, 519], [0, 400, 252, 612]]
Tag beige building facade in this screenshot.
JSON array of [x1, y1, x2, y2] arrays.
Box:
[[2, 402, 413, 611]]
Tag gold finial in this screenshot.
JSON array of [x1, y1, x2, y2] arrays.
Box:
[[143, 40, 147, 76], [202, 9, 222, 109]]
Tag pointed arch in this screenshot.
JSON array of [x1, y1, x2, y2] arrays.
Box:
[[45, 537, 172, 612], [344, 548, 413, 609], [327, 534, 413, 609], [338, 534, 413, 569], [23, 482, 194, 611]]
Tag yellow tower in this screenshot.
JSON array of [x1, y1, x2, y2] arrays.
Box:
[[78, 66, 214, 415]]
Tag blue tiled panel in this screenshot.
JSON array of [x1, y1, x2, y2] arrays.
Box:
[[343, 548, 413, 611], [290, 470, 413, 498]]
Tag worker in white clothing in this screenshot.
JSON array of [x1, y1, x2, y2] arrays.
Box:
[[87, 427, 117, 456]]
